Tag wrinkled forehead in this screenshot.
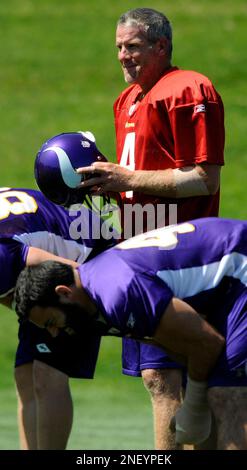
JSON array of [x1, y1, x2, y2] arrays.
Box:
[[116, 24, 148, 43]]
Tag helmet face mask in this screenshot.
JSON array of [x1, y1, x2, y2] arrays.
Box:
[[34, 131, 107, 207]]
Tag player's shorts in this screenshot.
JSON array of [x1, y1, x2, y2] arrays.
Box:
[[207, 280, 247, 388], [15, 321, 101, 379], [122, 339, 183, 377]]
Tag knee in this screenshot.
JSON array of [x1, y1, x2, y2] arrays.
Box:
[[142, 368, 182, 399], [33, 361, 69, 398]]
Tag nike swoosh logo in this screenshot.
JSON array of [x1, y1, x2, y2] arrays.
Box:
[[44, 146, 81, 188]]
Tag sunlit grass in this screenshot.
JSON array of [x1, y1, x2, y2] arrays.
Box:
[[0, 0, 246, 449]]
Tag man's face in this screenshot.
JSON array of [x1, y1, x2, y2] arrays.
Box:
[[29, 305, 68, 337], [116, 25, 160, 88], [28, 296, 94, 337]]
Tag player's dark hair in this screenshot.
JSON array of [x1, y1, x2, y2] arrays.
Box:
[[117, 8, 173, 59], [14, 261, 74, 320]]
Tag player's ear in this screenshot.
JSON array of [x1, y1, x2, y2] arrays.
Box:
[[55, 285, 73, 299], [155, 37, 168, 58]]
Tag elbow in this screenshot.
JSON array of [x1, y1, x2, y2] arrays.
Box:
[[206, 177, 220, 195], [173, 165, 221, 198], [201, 165, 221, 195]]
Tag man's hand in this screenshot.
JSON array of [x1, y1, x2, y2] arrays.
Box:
[[170, 378, 212, 445], [76, 161, 133, 194]]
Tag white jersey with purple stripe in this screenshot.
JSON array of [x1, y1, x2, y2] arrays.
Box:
[[0, 187, 110, 298], [78, 218, 247, 338]]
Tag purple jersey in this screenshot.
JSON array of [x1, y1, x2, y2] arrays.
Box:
[[78, 218, 247, 338], [0, 187, 112, 298], [0, 187, 111, 378]]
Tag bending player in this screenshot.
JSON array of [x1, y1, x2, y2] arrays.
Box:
[[15, 217, 247, 450], [0, 186, 115, 449]]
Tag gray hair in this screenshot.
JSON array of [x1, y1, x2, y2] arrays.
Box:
[[117, 8, 172, 59]]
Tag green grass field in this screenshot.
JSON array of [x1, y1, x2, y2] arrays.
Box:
[[0, 0, 246, 449]]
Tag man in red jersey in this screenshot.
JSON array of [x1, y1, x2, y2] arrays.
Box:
[[77, 8, 225, 449]]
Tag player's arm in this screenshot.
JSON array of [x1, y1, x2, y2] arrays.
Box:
[[26, 247, 79, 268], [151, 297, 225, 445], [0, 248, 79, 310], [152, 297, 225, 382], [75, 162, 221, 198]]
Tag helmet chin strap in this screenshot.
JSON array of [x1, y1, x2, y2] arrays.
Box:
[[84, 192, 122, 215]]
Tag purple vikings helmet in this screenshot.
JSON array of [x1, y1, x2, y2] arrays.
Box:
[[34, 131, 107, 207]]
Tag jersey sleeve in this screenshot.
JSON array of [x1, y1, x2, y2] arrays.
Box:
[[123, 273, 173, 338], [168, 84, 225, 167], [100, 271, 174, 338], [0, 240, 29, 297], [79, 254, 173, 339]]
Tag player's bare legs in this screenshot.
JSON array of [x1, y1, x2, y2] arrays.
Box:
[[15, 363, 37, 450], [208, 387, 247, 449], [33, 361, 73, 449], [15, 361, 73, 450], [142, 368, 182, 449]]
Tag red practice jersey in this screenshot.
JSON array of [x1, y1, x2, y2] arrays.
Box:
[[114, 67, 225, 233]]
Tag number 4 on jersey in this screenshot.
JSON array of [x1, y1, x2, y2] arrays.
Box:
[[119, 132, 135, 198]]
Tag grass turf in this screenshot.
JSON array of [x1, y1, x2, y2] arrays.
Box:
[[0, 0, 246, 449]]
